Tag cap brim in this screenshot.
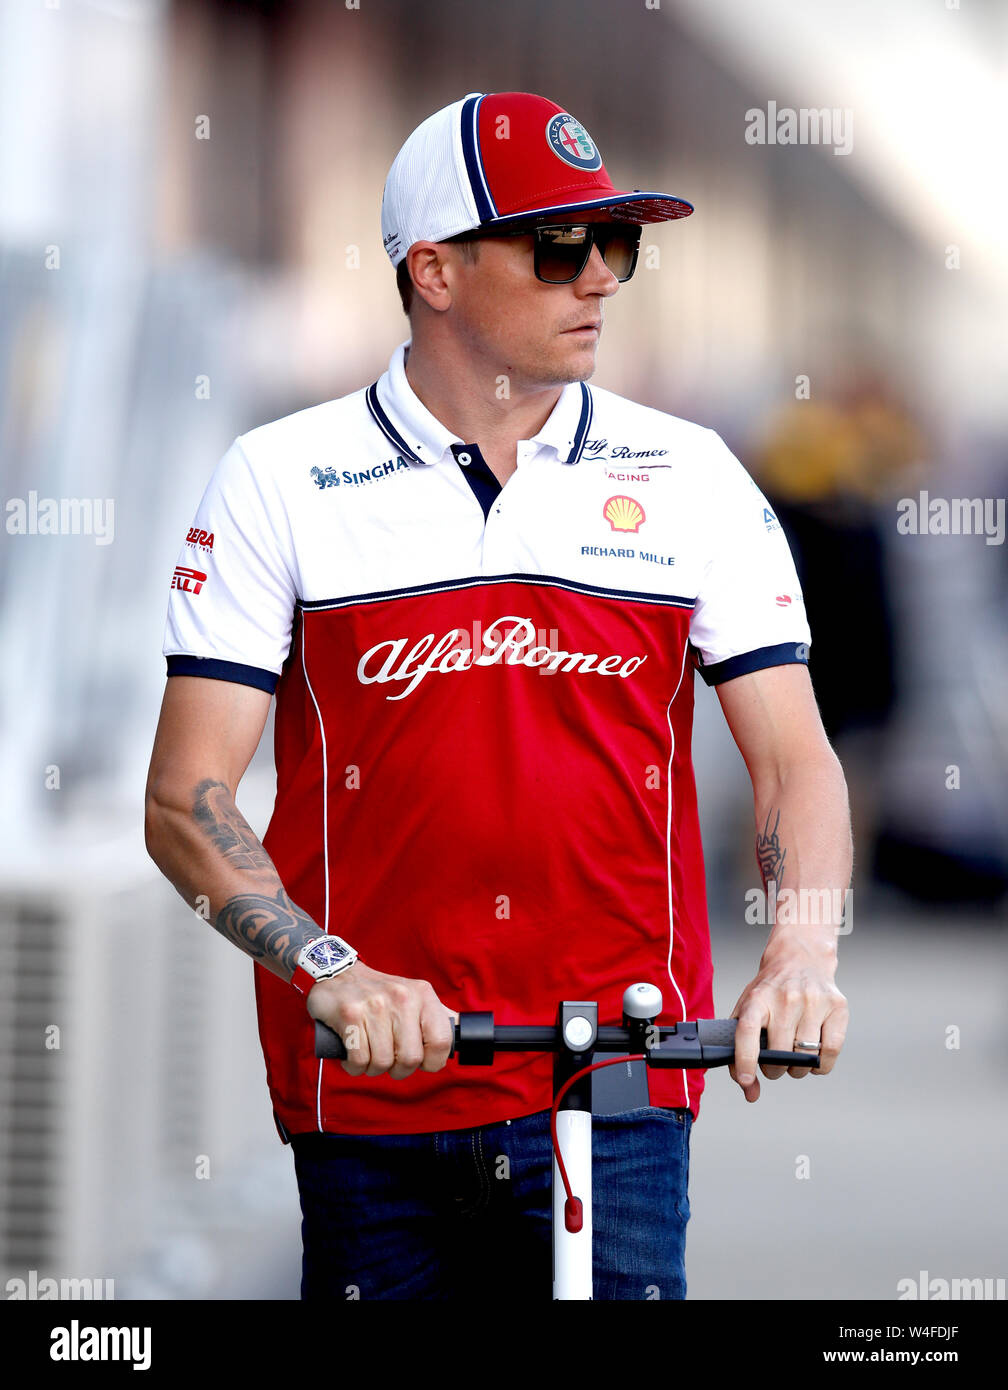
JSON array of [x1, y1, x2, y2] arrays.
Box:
[[483, 191, 693, 229]]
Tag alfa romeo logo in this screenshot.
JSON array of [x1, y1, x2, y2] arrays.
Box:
[[546, 114, 602, 171]]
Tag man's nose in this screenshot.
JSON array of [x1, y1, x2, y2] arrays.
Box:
[[575, 243, 620, 296]]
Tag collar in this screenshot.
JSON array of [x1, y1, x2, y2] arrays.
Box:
[[366, 340, 594, 466]]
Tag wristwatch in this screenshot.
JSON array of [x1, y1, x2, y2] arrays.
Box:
[[290, 934, 358, 997]]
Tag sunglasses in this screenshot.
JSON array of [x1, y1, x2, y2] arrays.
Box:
[[446, 222, 642, 284]]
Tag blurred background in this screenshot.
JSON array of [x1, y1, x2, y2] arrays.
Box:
[[1, 0, 1005, 1300]]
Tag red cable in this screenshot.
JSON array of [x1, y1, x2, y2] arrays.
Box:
[[550, 1054, 647, 1232]]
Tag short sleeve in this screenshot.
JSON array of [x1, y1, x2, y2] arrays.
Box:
[[689, 432, 812, 686], [161, 437, 298, 693]]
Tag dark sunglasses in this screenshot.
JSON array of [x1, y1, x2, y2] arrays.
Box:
[[446, 222, 642, 284]]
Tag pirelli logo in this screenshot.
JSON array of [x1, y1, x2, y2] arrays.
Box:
[[172, 565, 207, 595]]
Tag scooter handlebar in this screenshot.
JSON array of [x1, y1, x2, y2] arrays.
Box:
[[313, 1014, 820, 1069]]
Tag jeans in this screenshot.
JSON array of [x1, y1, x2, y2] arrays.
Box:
[[292, 1105, 692, 1301]]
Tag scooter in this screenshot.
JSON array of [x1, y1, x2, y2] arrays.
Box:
[[315, 982, 819, 1300]]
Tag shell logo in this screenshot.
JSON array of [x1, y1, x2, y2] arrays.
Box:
[[603, 495, 646, 533]]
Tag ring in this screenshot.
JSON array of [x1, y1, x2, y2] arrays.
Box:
[[794, 1040, 820, 1050]]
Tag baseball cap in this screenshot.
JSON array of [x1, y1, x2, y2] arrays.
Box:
[[380, 91, 693, 267]]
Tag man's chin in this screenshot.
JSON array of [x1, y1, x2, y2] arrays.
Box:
[[505, 339, 599, 390], [544, 339, 600, 385]]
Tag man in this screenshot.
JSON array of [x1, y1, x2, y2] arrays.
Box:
[[145, 91, 851, 1301]]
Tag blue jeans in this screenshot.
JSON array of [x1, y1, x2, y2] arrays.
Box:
[[291, 1105, 692, 1301]]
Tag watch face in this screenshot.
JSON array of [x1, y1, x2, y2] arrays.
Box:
[[306, 938, 351, 971]]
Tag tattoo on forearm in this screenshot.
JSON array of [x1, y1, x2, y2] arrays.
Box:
[[756, 807, 787, 888], [213, 885, 317, 974], [192, 778, 274, 872], [191, 777, 316, 973]]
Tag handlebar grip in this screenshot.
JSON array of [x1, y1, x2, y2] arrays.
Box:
[[314, 1021, 347, 1060], [314, 1019, 458, 1061], [695, 1018, 820, 1068], [695, 1018, 738, 1048]]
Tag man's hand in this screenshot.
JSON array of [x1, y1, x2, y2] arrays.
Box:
[[728, 931, 848, 1103], [305, 962, 457, 1081]]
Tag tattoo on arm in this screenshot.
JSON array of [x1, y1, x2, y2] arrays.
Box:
[[191, 777, 318, 974], [193, 778, 274, 872], [756, 807, 787, 889], [213, 885, 317, 975]]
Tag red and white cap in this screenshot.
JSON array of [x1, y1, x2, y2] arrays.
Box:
[[380, 91, 693, 267]]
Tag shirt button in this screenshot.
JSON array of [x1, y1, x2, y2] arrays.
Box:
[[457, 451, 471, 466]]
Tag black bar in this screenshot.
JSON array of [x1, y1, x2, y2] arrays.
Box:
[[313, 1016, 820, 1070]]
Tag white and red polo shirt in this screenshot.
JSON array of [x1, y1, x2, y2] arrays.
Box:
[[162, 339, 811, 1138]]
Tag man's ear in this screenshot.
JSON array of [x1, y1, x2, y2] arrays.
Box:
[[407, 242, 456, 314]]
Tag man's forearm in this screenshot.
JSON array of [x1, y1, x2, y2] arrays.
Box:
[[145, 776, 321, 981], [753, 751, 853, 951]]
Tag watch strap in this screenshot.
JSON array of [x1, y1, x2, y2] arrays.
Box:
[[291, 963, 319, 998]]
